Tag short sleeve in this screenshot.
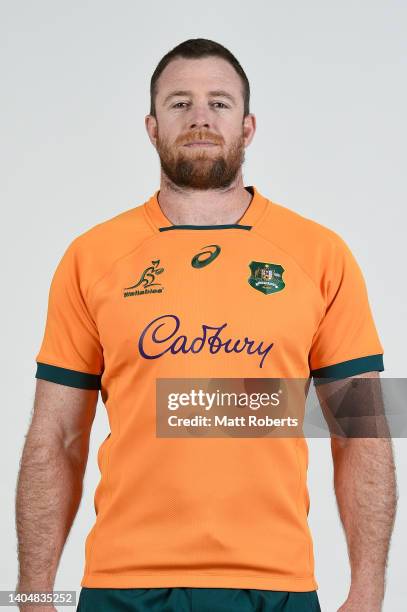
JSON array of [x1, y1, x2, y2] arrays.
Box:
[[309, 234, 384, 382], [35, 238, 104, 389]]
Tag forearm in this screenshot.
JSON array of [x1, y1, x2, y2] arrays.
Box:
[[331, 437, 397, 604], [15, 429, 86, 591]]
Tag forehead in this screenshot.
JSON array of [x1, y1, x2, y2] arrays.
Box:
[[155, 56, 243, 99]]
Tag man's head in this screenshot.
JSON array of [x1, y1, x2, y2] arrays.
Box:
[[145, 38, 256, 190]]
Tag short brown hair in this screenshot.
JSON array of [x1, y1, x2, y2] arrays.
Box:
[[149, 38, 250, 117]]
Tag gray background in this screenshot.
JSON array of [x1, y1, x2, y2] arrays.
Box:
[[1, 1, 406, 610]]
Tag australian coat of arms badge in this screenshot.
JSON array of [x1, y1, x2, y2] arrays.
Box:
[[248, 261, 285, 295]]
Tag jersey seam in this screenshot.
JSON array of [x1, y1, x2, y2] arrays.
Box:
[[250, 208, 326, 314], [87, 375, 121, 574], [82, 572, 315, 579], [250, 203, 332, 370], [85, 230, 162, 312], [294, 438, 314, 576]]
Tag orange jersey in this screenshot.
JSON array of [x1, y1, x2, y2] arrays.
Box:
[[35, 186, 384, 591]]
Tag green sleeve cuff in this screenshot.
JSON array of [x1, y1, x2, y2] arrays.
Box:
[[311, 354, 384, 385], [35, 362, 102, 390]]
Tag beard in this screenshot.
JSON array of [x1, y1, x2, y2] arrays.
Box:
[[156, 127, 246, 190]]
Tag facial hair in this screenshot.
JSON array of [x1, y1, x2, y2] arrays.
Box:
[[156, 127, 246, 190]]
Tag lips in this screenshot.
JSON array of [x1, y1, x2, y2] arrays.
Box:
[[183, 141, 218, 147]]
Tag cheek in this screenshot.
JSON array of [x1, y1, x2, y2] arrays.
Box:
[[163, 120, 185, 144], [223, 127, 245, 149], [219, 116, 244, 138]]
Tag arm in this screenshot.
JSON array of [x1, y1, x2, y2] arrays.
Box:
[[317, 371, 398, 612], [15, 379, 98, 606]]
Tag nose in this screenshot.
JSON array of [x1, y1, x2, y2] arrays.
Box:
[[189, 118, 210, 130], [188, 105, 211, 130]]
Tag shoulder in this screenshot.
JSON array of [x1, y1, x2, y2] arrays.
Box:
[[257, 198, 361, 298], [73, 201, 152, 252], [59, 200, 155, 290], [263, 198, 346, 249], [260, 198, 355, 263]]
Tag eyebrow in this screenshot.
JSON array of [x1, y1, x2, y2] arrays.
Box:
[[163, 90, 237, 106]]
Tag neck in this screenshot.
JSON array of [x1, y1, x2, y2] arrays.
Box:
[[157, 173, 253, 226]]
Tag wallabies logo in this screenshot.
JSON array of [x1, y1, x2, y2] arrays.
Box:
[[123, 259, 164, 297]]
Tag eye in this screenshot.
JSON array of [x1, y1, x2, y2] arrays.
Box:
[[172, 102, 189, 108], [212, 102, 228, 109]]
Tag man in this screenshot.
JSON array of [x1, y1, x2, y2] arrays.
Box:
[[15, 39, 396, 612]]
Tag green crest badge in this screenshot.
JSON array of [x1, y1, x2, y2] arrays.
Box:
[[248, 261, 285, 295]]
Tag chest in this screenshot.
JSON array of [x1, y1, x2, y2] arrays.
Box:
[[92, 231, 323, 374]]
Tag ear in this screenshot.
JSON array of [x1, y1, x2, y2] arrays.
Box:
[[243, 113, 256, 147], [145, 114, 158, 148]]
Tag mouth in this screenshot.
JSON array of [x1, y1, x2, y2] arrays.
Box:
[[183, 141, 219, 147]]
